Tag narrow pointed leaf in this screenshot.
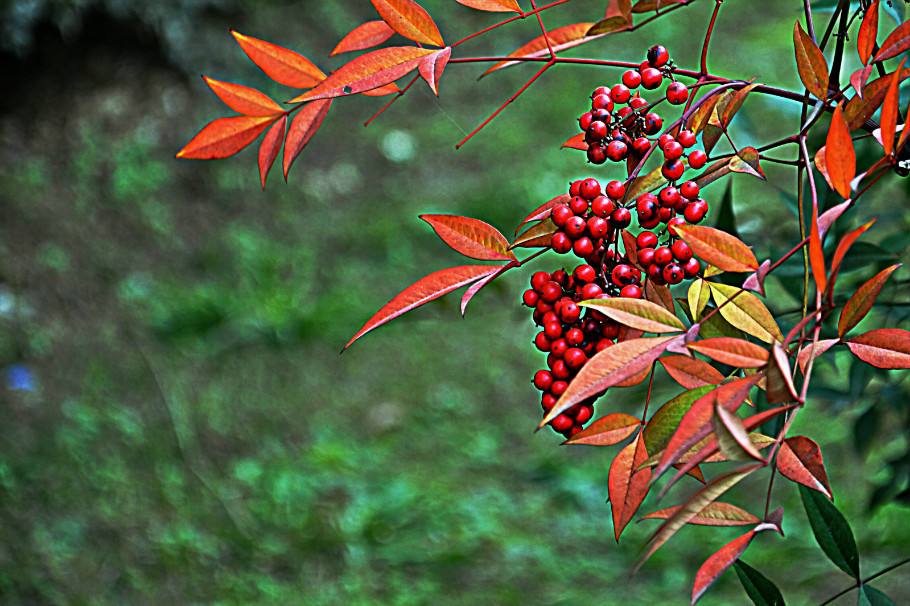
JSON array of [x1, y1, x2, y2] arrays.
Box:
[[845, 68, 910, 130], [689, 337, 770, 368], [293, 46, 435, 102], [672, 225, 759, 273], [482, 23, 597, 76], [642, 502, 759, 527], [825, 104, 855, 198], [873, 18, 910, 62], [345, 265, 499, 349], [515, 194, 569, 234], [418, 47, 451, 95], [362, 82, 402, 96], [809, 201, 827, 294], [692, 530, 757, 604], [797, 338, 839, 373], [777, 436, 832, 499], [420, 214, 516, 261], [766, 342, 799, 403], [734, 561, 786, 606], [880, 58, 906, 156], [709, 282, 783, 344], [829, 220, 876, 290], [203, 77, 284, 116], [257, 115, 286, 189], [456, 0, 522, 12], [231, 31, 326, 89], [860, 584, 897, 606], [643, 386, 715, 455], [565, 413, 640, 446], [660, 356, 724, 389], [609, 433, 651, 540], [331, 20, 396, 56], [793, 22, 830, 99], [714, 403, 765, 461], [579, 298, 685, 334], [541, 336, 678, 427], [688, 278, 711, 320], [510, 218, 558, 249], [838, 264, 900, 336], [799, 485, 860, 578], [370, 0, 444, 47], [858, 2, 880, 64], [459, 262, 513, 316], [645, 280, 675, 314], [587, 0, 632, 36], [562, 133, 588, 150], [176, 115, 276, 160], [846, 328, 910, 368], [283, 99, 332, 178]]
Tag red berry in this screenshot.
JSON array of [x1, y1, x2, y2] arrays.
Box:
[[568, 196, 588, 215], [592, 93, 614, 112], [680, 180, 699, 199], [578, 112, 594, 131], [632, 136, 652, 155], [610, 207, 632, 228], [658, 133, 676, 149], [573, 237, 595, 257], [647, 44, 670, 68], [606, 140, 629, 162], [636, 197, 658, 222], [587, 216, 610, 239], [637, 231, 658, 249], [654, 246, 673, 266], [564, 347, 587, 369], [574, 264, 596, 283], [666, 81, 689, 105], [659, 186, 681, 208], [575, 405, 593, 424], [671, 240, 693, 262], [551, 413, 573, 432], [551, 270, 569, 285], [596, 338, 613, 352], [643, 112, 663, 135], [667, 216, 687, 230], [647, 263, 666, 284], [601, 321, 620, 339], [610, 84, 631, 104], [592, 86, 611, 98], [591, 195, 615, 217], [662, 262, 684, 285], [550, 338, 568, 357], [581, 283, 603, 299], [606, 180, 626, 199], [566, 327, 585, 345], [586, 121, 608, 142], [688, 149, 708, 169], [531, 271, 550, 291], [611, 264, 635, 286], [587, 143, 607, 165], [638, 247, 656, 266], [640, 215, 660, 229], [533, 370, 554, 391], [551, 204, 573, 227], [629, 95, 649, 110], [541, 393, 556, 411], [622, 69, 642, 89], [580, 178, 602, 200], [569, 180, 583, 196], [684, 199, 709, 223], [551, 359, 571, 379], [662, 158, 685, 181], [658, 206, 674, 223], [616, 106, 634, 121], [590, 108, 611, 123], [565, 216, 586, 239], [544, 321, 563, 340], [522, 289, 539, 307], [683, 257, 701, 278], [640, 67, 663, 89], [662, 140, 684, 161], [677, 129, 697, 148], [534, 332, 551, 352], [559, 301, 581, 323], [620, 284, 643, 298], [540, 281, 563, 303], [551, 380, 568, 397]]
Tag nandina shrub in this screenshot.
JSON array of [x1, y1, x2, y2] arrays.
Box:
[[177, 1, 910, 602]]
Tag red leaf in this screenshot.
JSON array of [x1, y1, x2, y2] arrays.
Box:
[[660, 356, 724, 389], [687, 338, 769, 368], [713, 403, 765, 462], [858, 1, 879, 64], [766, 342, 799, 403], [370, 0, 444, 47], [362, 82, 402, 96], [850, 64, 874, 98], [541, 336, 678, 427], [482, 23, 600, 76], [873, 17, 910, 62], [642, 502, 759, 527], [671, 225, 759, 273], [510, 219, 558, 249], [420, 214, 516, 261], [880, 58, 906, 156], [460, 262, 514, 316], [293, 46, 435, 102], [455, 0, 522, 12], [776, 436, 832, 499], [845, 68, 910, 130], [257, 115, 286, 189], [565, 413, 640, 446], [514, 194, 569, 234], [176, 115, 276, 160], [809, 201, 827, 294], [345, 265, 500, 349], [798, 338, 840, 373], [829, 219, 876, 291], [231, 31, 326, 89], [609, 433, 651, 540], [793, 21, 830, 99], [838, 264, 901, 336], [825, 103, 856, 198], [632, 0, 687, 11], [588, 0, 633, 35], [203, 77, 284, 116], [846, 328, 910, 369], [331, 21, 396, 57], [283, 99, 332, 178], [692, 530, 757, 604], [562, 133, 588, 150], [418, 47, 451, 96]]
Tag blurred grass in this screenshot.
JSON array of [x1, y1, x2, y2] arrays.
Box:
[[0, 1, 908, 604]]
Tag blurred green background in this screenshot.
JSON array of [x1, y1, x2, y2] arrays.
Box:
[[1, 1, 908, 604]]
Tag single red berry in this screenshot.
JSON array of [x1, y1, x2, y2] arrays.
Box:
[[573, 237, 595, 257], [531, 271, 550, 291], [658, 133, 676, 149], [647, 44, 670, 68], [522, 289, 539, 307], [592, 93, 614, 112], [632, 136, 652, 155], [575, 404, 594, 424], [662, 262, 684, 285], [601, 321, 620, 339], [569, 196, 589, 215], [658, 206, 674, 223], [591, 195, 615, 217], [683, 257, 701, 278], [534, 332, 551, 352], [578, 112, 594, 132], [581, 283, 603, 299], [637, 231, 658, 249], [550, 338, 568, 357], [551, 269, 568, 285], [640, 67, 663, 89], [566, 327, 585, 345], [564, 347, 587, 369], [590, 108, 611, 123], [636, 197, 658, 222], [611, 264, 634, 286], [647, 263, 666, 284], [569, 180, 583, 196], [551, 359, 571, 380], [606, 180, 626, 199], [592, 86, 611, 98], [662, 158, 685, 181], [622, 69, 643, 89], [677, 129, 697, 148], [662, 140, 684, 161], [638, 247, 656, 266], [672, 240, 693, 262], [587, 216, 610, 239], [551, 413, 573, 432], [544, 321, 563, 340], [610, 207, 632, 228], [629, 96, 649, 111], [580, 178, 602, 200], [533, 370, 554, 391], [565, 216, 586, 239], [587, 143, 607, 165], [596, 338, 613, 352], [643, 112, 663, 135], [666, 81, 689, 105], [688, 149, 708, 169], [551, 204, 573, 227], [606, 140, 629, 162], [654, 246, 673, 266], [610, 84, 631, 104], [551, 380, 568, 396], [640, 214, 660, 229], [680, 180, 700, 199], [616, 106, 634, 120], [585, 121, 608, 143], [574, 264, 596, 283], [659, 186, 681, 208], [667, 216, 687, 230], [541, 393, 556, 411], [684, 199, 709, 223], [551, 231, 572, 253], [620, 284, 643, 299], [560, 301, 581, 323]]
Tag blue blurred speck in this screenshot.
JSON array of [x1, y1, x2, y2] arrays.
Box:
[[7, 365, 35, 391]]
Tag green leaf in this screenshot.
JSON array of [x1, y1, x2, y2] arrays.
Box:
[[734, 560, 786, 606], [714, 180, 741, 239], [643, 386, 714, 455], [799, 485, 860, 578], [859, 584, 897, 606]]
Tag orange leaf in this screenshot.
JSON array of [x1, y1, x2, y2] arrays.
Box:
[[777, 436, 832, 499], [331, 20, 396, 56], [345, 265, 500, 349], [203, 77, 284, 116], [370, 0, 444, 47], [514, 194, 569, 234], [688, 338, 769, 369], [418, 47, 451, 96], [541, 336, 678, 427], [455, 0, 522, 12], [793, 21, 830, 100], [257, 115, 286, 189], [608, 433, 651, 540], [692, 530, 758, 604], [562, 132, 588, 150], [846, 328, 910, 369], [460, 263, 513, 316], [825, 103, 855, 198], [671, 225, 759, 273], [660, 356, 724, 389], [283, 99, 332, 178], [797, 338, 840, 373], [873, 17, 910, 62], [293, 46, 435, 102], [231, 31, 326, 89], [714, 403, 765, 462], [838, 264, 901, 336], [419, 214, 516, 261], [482, 23, 598, 76], [632, 0, 687, 11], [858, 1, 879, 64], [510, 219, 558, 249], [641, 502, 759, 527], [880, 58, 906, 156], [578, 298, 685, 334], [362, 83, 402, 96], [809, 201, 827, 294], [845, 68, 910, 130], [176, 115, 276, 160], [766, 342, 799, 404], [565, 413, 640, 446], [829, 219, 876, 291], [588, 0, 633, 35]]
